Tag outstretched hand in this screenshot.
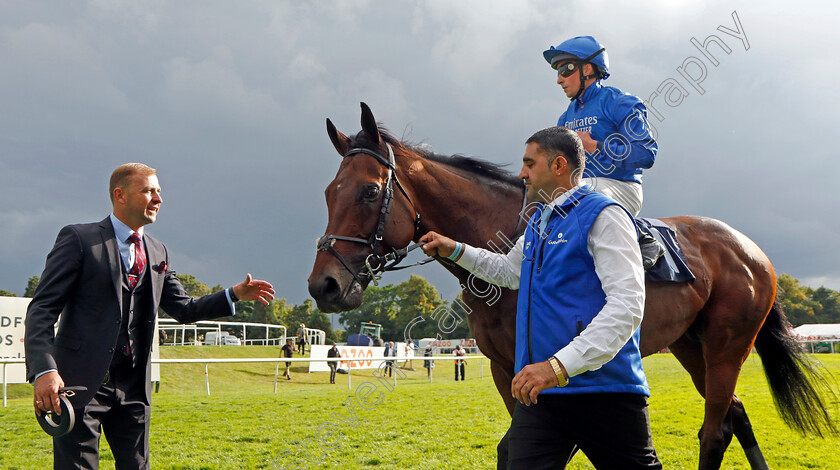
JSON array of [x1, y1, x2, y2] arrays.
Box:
[[232, 274, 275, 305], [418, 231, 457, 259]]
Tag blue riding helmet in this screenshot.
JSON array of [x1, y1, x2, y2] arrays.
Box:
[[543, 35, 610, 80]]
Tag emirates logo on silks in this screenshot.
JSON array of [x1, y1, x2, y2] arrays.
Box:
[[548, 232, 568, 245]]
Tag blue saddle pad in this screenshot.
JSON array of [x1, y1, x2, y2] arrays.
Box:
[[636, 218, 695, 283]]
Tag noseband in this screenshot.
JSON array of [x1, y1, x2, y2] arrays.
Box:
[[317, 142, 427, 286]]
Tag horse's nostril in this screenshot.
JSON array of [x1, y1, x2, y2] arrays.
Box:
[[323, 276, 340, 297], [310, 275, 340, 301]]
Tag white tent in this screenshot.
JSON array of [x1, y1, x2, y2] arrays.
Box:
[[793, 324, 840, 339], [793, 324, 840, 353]]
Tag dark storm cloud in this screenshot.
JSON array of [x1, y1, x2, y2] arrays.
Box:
[[1, 1, 838, 300]]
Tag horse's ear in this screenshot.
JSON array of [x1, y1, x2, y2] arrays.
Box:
[[326, 118, 350, 156], [359, 102, 380, 143]]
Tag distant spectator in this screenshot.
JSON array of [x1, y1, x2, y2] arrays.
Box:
[[296, 323, 308, 354], [327, 343, 340, 384], [423, 346, 434, 378], [373, 337, 384, 347], [453, 344, 466, 381], [401, 342, 415, 370], [383, 341, 396, 377], [281, 339, 294, 380], [159, 328, 168, 346]]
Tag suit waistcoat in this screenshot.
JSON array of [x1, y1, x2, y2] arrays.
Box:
[[117, 254, 152, 368]]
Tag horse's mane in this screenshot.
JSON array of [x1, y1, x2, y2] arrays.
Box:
[[351, 126, 522, 188]]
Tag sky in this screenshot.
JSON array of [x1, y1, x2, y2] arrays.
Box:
[[2, 0, 839, 305]]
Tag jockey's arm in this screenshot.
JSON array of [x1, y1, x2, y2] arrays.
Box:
[[600, 107, 657, 171]]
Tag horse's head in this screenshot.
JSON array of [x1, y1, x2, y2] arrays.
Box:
[[308, 103, 420, 312]]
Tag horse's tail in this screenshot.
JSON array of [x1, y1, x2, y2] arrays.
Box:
[[754, 299, 838, 437]]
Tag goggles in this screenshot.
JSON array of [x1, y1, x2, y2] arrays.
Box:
[[553, 61, 579, 78]]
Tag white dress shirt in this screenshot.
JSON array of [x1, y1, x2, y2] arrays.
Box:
[[109, 214, 144, 272], [455, 183, 645, 378]]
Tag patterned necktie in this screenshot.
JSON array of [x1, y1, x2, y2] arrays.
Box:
[[127, 232, 146, 289]]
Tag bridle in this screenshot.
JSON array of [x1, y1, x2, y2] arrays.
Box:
[[316, 142, 429, 286]]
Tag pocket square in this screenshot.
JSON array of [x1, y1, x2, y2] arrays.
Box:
[[153, 261, 167, 273]]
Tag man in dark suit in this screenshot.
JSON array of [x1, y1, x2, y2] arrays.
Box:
[[327, 343, 340, 384], [25, 163, 275, 469], [382, 341, 395, 378]]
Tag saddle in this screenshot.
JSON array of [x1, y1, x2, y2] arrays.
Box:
[[635, 218, 695, 283]]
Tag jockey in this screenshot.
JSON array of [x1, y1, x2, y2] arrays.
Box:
[[544, 35, 664, 268]]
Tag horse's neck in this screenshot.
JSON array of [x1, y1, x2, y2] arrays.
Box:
[[409, 159, 524, 252]]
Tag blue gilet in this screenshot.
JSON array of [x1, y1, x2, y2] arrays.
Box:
[[516, 186, 649, 396]]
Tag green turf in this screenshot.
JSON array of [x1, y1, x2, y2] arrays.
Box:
[[2, 348, 838, 469]]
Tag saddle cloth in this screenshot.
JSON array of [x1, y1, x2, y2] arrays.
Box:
[[636, 218, 695, 283]]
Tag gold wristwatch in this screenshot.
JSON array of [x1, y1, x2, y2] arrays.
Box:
[[548, 356, 569, 387]]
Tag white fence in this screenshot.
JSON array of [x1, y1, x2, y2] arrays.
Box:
[[800, 339, 840, 353], [8, 339, 840, 406], [158, 319, 287, 346], [1, 358, 24, 407], [1, 356, 487, 406], [300, 327, 326, 347], [157, 355, 486, 395]]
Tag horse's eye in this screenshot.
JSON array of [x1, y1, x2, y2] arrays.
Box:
[[364, 185, 380, 200]]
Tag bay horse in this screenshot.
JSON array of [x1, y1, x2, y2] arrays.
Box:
[[307, 103, 835, 469]]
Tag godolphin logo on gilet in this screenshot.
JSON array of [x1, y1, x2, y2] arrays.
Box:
[[548, 232, 568, 245]]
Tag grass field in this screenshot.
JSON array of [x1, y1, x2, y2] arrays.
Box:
[[2, 347, 839, 469]]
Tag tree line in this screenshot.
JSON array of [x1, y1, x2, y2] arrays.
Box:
[[4, 273, 839, 336], [776, 274, 840, 326]]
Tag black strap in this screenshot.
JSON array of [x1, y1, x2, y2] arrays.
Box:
[[570, 47, 606, 102], [318, 235, 369, 247], [345, 147, 393, 169], [513, 186, 528, 238], [36, 386, 87, 437], [345, 145, 420, 233]]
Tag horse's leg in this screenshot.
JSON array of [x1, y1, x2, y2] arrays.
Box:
[[669, 337, 733, 469], [671, 331, 771, 470], [728, 395, 769, 470], [696, 305, 766, 470], [490, 361, 515, 470], [490, 361, 516, 416], [700, 359, 745, 468]]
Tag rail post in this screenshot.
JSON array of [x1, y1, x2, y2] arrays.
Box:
[[347, 359, 352, 391], [429, 358, 433, 383]]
